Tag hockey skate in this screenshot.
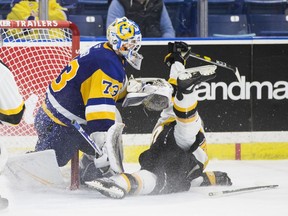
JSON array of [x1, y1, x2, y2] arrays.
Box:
[[85, 178, 126, 199], [200, 171, 232, 186], [176, 65, 217, 100], [79, 153, 108, 184]]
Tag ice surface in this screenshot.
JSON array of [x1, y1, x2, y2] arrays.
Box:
[[1, 160, 288, 216]]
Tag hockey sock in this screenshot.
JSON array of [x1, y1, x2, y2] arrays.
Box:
[[173, 91, 202, 151], [110, 170, 157, 196]]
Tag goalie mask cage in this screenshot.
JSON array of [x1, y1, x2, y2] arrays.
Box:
[[0, 20, 80, 189]]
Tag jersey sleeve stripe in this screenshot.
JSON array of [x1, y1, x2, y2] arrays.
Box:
[[86, 104, 115, 113], [47, 88, 86, 124], [86, 111, 115, 121], [87, 98, 115, 106]]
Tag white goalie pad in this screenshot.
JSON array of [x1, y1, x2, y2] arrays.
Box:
[[122, 76, 173, 111], [4, 150, 64, 188], [0, 143, 8, 174], [104, 122, 125, 174]]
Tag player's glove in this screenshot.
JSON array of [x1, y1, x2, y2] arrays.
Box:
[[164, 42, 189, 67], [200, 171, 232, 186]]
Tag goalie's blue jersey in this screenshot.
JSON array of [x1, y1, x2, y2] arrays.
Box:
[[42, 42, 127, 134]]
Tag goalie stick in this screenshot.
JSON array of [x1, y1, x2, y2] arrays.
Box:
[[71, 120, 103, 156], [182, 48, 241, 82], [209, 184, 279, 197]]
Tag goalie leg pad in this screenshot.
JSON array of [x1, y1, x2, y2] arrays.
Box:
[[5, 150, 64, 188], [104, 122, 125, 174], [0, 144, 8, 174]]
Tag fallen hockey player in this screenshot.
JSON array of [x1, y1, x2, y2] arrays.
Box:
[[84, 42, 233, 199]]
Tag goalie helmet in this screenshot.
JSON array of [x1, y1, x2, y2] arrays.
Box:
[[107, 17, 143, 70]]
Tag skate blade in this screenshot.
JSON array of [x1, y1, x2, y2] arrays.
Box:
[[85, 180, 126, 199]]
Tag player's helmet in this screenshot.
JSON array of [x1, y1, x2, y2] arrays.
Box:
[[107, 17, 143, 70]]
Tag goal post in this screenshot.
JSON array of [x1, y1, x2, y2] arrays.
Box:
[[0, 20, 80, 189]]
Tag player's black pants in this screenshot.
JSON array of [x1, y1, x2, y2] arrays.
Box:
[[139, 122, 204, 195]]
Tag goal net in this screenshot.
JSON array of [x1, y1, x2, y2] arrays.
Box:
[[0, 20, 80, 188]]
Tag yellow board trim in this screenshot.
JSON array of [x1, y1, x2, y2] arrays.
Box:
[[123, 145, 149, 163], [4, 138, 288, 163], [123, 142, 288, 163]]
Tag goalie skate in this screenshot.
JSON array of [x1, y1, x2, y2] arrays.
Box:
[[85, 178, 126, 199]]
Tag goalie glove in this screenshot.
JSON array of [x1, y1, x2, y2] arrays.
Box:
[[200, 171, 232, 186], [164, 42, 189, 67], [123, 76, 173, 111]]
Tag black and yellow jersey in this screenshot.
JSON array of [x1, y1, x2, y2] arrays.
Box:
[[0, 61, 25, 125], [44, 42, 127, 134]]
